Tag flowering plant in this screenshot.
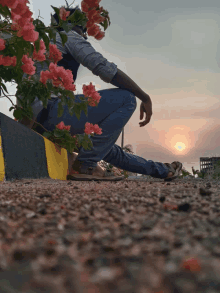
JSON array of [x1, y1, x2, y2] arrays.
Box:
[[0, 0, 110, 154]]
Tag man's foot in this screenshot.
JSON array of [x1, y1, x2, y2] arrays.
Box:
[[67, 154, 124, 181], [68, 152, 106, 177], [165, 162, 177, 179], [164, 161, 183, 181]]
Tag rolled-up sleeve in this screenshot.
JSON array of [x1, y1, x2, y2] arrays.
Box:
[[64, 31, 118, 83]]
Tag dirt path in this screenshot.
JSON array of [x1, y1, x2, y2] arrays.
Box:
[[0, 177, 219, 293]]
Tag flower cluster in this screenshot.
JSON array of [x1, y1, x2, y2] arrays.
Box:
[[0, 0, 107, 155], [81, 0, 107, 40], [163, 203, 178, 210], [181, 257, 201, 272], [56, 121, 71, 131], [84, 122, 102, 135], [1, 0, 39, 43], [82, 82, 101, 106], [40, 63, 76, 92], [59, 7, 70, 21]]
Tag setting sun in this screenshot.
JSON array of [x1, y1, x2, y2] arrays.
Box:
[[174, 142, 186, 152]]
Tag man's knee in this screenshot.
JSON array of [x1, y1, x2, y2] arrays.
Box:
[[129, 92, 137, 112]]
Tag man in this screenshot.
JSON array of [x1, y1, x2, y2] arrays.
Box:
[[18, 6, 182, 182]]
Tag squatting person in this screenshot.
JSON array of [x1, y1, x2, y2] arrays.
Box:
[[18, 5, 183, 182]]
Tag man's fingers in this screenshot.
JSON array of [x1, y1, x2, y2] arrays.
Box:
[[140, 108, 143, 120], [139, 114, 151, 127]]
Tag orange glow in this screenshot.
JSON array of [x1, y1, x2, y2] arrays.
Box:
[[164, 125, 195, 156], [174, 141, 186, 152]]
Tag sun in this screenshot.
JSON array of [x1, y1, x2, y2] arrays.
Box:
[[174, 142, 186, 152]]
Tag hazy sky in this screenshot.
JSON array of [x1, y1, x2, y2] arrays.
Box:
[[1, 0, 220, 173]]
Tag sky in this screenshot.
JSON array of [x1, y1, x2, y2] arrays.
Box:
[[1, 0, 220, 174]]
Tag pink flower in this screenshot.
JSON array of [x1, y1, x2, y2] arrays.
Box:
[[87, 23, 100, 37], [39, 70, 53, 85], [21, 54, 36, 75], [181, 257, 201, 272], [94, 30, 105, 40], [56, 121, 65, 130], [0, 55, 17, 66], [0, 0, 19, 9], [11, 0, 30, 16], [84, 122, 102, 135], [0, 39, 6, 51], [59, 7, 70, 21], [93, 124, 102, 134], [48, 44, 63, 64], [1, 56, 13, 66], [20, 24, 39, 42], [86, 8, 105, 24], [83, 83, 101, 106], [32, 40, 46, 62], [10, 56, 17, 67], [56, 121, 71, 131]]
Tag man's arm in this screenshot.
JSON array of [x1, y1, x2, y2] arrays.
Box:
[[110, 68, 150, 103]]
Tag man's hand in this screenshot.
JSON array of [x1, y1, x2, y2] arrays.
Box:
[[139, 98, 153, 127]]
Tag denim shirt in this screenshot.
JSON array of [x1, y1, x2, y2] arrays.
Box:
[[19, 27, 118, 118]]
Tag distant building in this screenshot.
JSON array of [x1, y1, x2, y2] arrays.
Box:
[[200, 157, 220, 176]]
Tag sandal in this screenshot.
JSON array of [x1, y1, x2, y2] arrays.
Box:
[[164, 161, 183, 182], [67, 160, 125, 181]]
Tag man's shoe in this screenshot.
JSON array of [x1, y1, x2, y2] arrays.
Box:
[[67, 159, 125, 181], [164, 161, 183, 182]]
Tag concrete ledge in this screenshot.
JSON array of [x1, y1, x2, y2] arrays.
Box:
[[0, 112, 69, 182]]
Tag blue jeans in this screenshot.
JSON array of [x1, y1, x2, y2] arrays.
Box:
[[36, 88, 169, 178]]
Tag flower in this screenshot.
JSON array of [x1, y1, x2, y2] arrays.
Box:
[[56, 121, 71, 131], [47, 44, 63, 64], [83, 82, 101, 106], [181, 257, 201, 272], [84, 122, 102, 135], [59, 7, 70, 21], [0, 39, 6, 51]]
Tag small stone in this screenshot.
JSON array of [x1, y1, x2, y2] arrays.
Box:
[[159, 196, 166, 203], [26, 212, 36, 219], [206, 182, 212, 189], [38, 193, 51, 199], [178, 203, 191, 212], [199, 188, 212, 196], [37, 207, 47, 215]]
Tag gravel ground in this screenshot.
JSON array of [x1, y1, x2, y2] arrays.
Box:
[[0, 176, 220, 293]]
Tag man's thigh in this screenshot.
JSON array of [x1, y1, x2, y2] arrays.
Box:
[[44, 88, 131, 136]]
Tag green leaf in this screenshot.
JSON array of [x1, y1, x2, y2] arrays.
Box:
[[57, 102, 64, 118], [81, 102, 88, 117], [51, 6, 61, 21], [13, 108, 23, 120], [81, 140, 88, 150], [46, 27, 57, 44], [9, 106, 14, 112], [40, 31, 50, 51], [42, 131, 52, 139], [73, 104, 82, 120], [53, 129, 64, 138], [0, 4, 11, 19], [34, 38, 40, 53], [67, 9, 83, 23], [59, 31, 68, 47], [103, 19, 108, 31], [61, 22, 72, 33]]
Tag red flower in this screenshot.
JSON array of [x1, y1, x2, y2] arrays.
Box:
[[181, 257, 201, 272]]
